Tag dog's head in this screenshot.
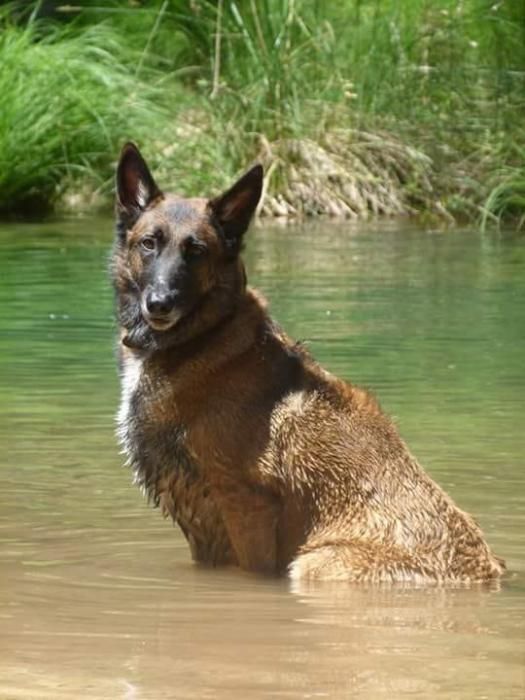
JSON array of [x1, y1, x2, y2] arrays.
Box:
[[112, 143, 263, 350]]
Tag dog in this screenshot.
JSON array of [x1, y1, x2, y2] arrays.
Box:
[[112, 142, 505, 583]]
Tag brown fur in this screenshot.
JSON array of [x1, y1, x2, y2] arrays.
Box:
[[113, 143, 505, 584]]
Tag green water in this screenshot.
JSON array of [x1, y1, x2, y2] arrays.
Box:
[[1, 218, 524, 699]]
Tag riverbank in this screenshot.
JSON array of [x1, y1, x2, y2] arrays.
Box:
[[1, 1, 524, 228]]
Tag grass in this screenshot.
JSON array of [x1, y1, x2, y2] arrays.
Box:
[[1, 0, 524, 226], [0, 8, 171, 214], [482, 159, 525, 231]]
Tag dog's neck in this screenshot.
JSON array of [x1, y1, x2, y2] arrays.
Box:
[[120, 286, 273, 376]]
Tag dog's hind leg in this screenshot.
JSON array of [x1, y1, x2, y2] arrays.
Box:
[[288, 540, 436, 585]]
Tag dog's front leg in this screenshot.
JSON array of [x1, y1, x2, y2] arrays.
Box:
[[210, 475, 280, 575]]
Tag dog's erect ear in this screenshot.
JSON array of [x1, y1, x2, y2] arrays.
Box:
[[209, 164, 263, 256], [116, 142, 162, 226]]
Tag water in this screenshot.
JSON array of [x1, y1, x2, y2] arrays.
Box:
[[1, 218, 524, 699]]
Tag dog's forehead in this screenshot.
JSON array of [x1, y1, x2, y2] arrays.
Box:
[[163, 195, 209, 224], [136, 196, 210, 237]]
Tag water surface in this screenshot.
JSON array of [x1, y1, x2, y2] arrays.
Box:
[[1, 218, 524, 699]]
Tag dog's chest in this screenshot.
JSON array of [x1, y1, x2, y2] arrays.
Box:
[[116, 353, 192, 497], [116, 353, 145, 459]]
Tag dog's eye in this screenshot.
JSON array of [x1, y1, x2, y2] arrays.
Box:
[[184, 237, 207, 259], [140, 236, 156, 252]]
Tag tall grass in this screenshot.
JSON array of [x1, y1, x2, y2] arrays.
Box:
[[171, 1, 340, 134], [2, 0, 524, 224], [317, 0, 525, 223], [0, 11, 169, 214]]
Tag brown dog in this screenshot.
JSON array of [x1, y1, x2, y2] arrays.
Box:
[[112, 143, 504, 583]]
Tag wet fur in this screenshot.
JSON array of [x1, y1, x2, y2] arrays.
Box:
[[113, 144, 505, 584]]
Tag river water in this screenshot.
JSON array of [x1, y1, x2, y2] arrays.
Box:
[[1, 218, 524, 699]]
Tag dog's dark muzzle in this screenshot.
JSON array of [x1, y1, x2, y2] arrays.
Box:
[[145, 288, 178, 316], [141, 285, 183, 331]]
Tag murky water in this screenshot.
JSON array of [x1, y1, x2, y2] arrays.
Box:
[[1, 218, 524, 699]]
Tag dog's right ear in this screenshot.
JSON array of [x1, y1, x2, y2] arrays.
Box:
[[116, 142, 162, 230]]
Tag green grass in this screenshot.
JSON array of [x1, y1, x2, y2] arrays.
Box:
[[482, 152, 525, 231], [0, 9, 171, 214], [1, 0, 524, 225]]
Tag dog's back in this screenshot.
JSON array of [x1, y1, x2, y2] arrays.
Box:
[[113, 143, 504, 584]]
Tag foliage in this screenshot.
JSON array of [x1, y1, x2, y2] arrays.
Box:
[[1, 0, 524, 225], [0, 8, 170, 213]]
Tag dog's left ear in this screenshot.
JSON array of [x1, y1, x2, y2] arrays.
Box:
[[116, 142, 163, 228], [209, 164, 263, 256]]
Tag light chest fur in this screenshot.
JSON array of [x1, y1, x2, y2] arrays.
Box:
[[116, 352, 143, 462]]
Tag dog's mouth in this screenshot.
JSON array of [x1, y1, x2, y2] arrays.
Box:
[[145, 314, 179, 331], [140, 301, 185, 332], [144, 310, 185, 332]]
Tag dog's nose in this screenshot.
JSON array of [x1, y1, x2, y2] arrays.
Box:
[[145, 290, 176, 316]]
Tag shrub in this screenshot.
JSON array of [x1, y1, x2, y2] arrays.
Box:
[[0, 13, 168, 214]]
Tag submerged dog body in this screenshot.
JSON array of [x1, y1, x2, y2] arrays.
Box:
[[113, 143, 504, 584]]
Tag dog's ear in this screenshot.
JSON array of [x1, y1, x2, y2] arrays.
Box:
[[209, 164, 263, 256], [116, 142, 162, 228]]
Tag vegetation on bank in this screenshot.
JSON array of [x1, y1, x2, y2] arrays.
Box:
[[1, 0, 524, 227]]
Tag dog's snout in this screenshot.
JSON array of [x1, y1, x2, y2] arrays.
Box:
[[145, 289, 177, 316]]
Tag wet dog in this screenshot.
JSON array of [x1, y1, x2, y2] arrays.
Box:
[[112, 142, 504, 583]]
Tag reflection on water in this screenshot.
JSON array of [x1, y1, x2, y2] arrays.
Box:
[[0, 218, 524, 699]]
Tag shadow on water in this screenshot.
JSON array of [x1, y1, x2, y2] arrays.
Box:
[[0, 218, 524, 699]]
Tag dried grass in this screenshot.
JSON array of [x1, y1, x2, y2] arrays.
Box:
[[257, 130, 446, 220]]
